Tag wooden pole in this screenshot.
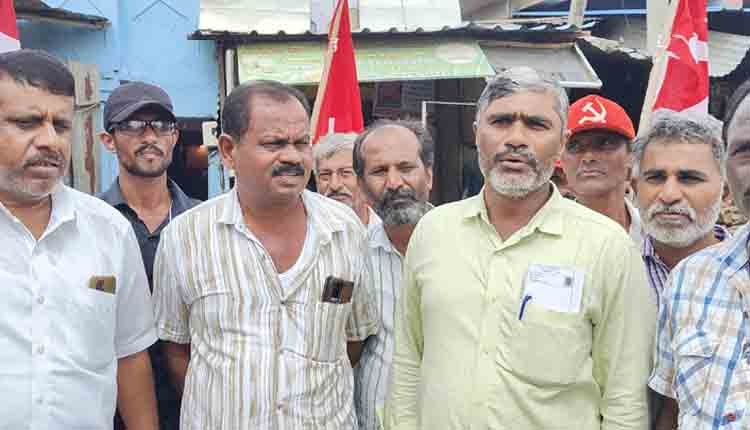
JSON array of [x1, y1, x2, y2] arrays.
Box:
[[647, 0, 669, 55], [568, 0, 588, 27]]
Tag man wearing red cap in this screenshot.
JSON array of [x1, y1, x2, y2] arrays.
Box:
[[561, 95, 643, 243]]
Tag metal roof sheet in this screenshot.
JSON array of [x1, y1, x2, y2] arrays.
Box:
[[15, 0, 109, 29]]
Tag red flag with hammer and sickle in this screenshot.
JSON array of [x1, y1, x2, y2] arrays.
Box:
[[310, 0, 364, 144], [640, 0, 709, 129]]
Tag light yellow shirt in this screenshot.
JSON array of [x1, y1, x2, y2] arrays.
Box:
[[386, 186, 655, 430]]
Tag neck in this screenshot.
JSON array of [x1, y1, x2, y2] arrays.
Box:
[[653, 231, 720, 270], [484, 183, 553, 240], [237, 186, 305, 226], [354, 203, 369, 225], [576, 186, 630, 231], [118, 170, 170, 211], [384, 223, 416, 256], [0, 192, 54, 239]]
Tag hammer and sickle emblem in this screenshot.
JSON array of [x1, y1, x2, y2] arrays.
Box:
[[329, 38, 339, 54], [578, 100, 607, 125]]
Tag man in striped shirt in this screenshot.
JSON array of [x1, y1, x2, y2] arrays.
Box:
[[152, 80, 378, 429], [351, 120, 434, 430], [633, 110, 731, 429]]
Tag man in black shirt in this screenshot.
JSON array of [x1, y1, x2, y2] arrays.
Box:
[[98, 82, 199, 430]]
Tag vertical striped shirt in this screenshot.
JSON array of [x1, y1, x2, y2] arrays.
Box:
[[354, 223, 403, 430], [649, 223, 750, 430], [642, 225, 730, 309], [152, 189, 379, 430]]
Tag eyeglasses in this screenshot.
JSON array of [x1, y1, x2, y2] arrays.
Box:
[[566, 136, 627, 154], [110, 119, 177, 136]]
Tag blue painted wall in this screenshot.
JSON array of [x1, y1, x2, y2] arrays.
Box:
[[18, 0, 219, 190]]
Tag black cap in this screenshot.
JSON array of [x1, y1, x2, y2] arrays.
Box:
[[104, 82, 175, 130]]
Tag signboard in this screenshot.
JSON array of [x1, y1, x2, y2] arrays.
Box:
[[238, 38, 494, 84]]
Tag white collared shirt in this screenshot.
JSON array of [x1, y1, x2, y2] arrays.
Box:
[[153, 189, 379, 430], [367, 207, 382, 234], [0, 185, 157, 430], [354, 223, 403, 430]]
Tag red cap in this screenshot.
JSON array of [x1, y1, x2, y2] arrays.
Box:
[[567, 95, 635, 140]]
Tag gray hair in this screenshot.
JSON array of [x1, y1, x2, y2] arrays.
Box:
[[632, 109, 725, 177], [312, 133, 358, 175], [353, 119, 434, 177], [476, 67, 570, 128]]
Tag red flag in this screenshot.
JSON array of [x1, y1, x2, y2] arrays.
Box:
[[640, 0, 709, 128], [310, 0, 363, 144], [0, 0, 19, 53]]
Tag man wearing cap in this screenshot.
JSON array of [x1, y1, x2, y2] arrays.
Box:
[[560, 95, 642, 243], [99, 82, 200, 430]]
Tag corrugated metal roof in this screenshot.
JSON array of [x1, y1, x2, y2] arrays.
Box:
[[15, 0, 109, 28], [189, 19, 599, 42]]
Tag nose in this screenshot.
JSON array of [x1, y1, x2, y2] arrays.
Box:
[[34, 121, 64, 152], [278, 143, 304, 165], [329, 171, 343, 190], [658, 176, 683, 206], [385, 167, 405, 190]]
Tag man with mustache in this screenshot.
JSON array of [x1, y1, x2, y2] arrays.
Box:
[[152, 80, 378, 429], [313, 132, 380, 229], [351, 120, 433, 430], [560, 95, 642, 242], [385, 68, 654, 430], [0, 50, 158, 429], [631, 110, 730, 430], [99, 81, 199, 430], [649, 81, 750, 429]]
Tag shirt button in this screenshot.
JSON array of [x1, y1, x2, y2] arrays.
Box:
[[37, 296, 45, 305], [36, 397, 43, 405], [726, 412, 737, 422], [36, 345, 45, 355]]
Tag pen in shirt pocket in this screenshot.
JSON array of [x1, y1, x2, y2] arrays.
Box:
[[518, 295, 532, 320]]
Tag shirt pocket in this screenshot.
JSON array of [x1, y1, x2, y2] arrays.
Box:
[[304, 302, 352, 363], [501, 302, 589, 386], [65, 286, 117, 369], [673, 333, 718, 419]]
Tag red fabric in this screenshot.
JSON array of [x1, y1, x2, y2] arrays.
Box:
[[0, 0, 18, 40], [568, 94, 635, 140], [312, 0, 364, 144], [652, 0, 709, 112]]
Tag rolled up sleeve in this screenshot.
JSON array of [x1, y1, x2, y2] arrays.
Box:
[[152, 226, 190, 345]]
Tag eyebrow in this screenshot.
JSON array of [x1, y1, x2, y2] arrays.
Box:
[[486, 112, 553, 126], [641, 168, 708, 178]]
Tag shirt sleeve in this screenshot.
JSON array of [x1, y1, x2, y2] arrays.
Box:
[[152, 226, 191, 344], [594, 238, 656, 430], [384, 222, 425, 430], [115, 225, 158, 358], [346, 228, 379, 342], [648, 270, 678, 398]]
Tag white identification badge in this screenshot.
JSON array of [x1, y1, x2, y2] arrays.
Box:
[[521, 263, 584, 315]]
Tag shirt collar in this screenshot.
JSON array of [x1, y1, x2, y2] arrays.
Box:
[[368, 222, 398, 254], [462, 184, 565, 237], [100, 177, 193, 213], [218, 189, 347, 244], [642, 224, 732, 259]]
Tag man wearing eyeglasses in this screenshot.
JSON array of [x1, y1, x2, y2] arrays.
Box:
[[560, 95, 643, 243], [98, 81, 199, 430]]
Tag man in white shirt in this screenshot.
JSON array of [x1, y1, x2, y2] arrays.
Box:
[[153, 80, 378, 429], [0, 50, 158, 429], [313, 132, 381, 230], [560, 95, 643, 243], [352, 120, 433, 430]]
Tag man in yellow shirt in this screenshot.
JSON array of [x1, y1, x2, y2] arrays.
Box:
[[385, 68, 655, 430]]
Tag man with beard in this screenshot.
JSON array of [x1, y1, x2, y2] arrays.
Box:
[[560, 95, 642, 242], [0, 50, 158, 429], [632, 110, 729, 430], [385, 68, 654, 430], [152, 80, 378, 429], [313, 132, 380, 229], [99, 82, 200, 430], [649, 81, 750, 429], [351, 120, 433, 430]]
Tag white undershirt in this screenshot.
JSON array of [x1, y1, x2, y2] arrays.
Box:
[[278, 218, 316, 289]]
